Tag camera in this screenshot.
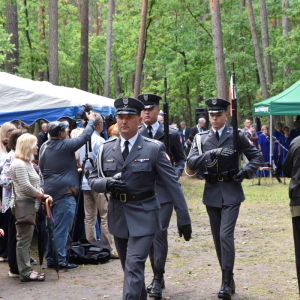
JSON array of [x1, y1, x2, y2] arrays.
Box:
[[77, 104, 93, 127]]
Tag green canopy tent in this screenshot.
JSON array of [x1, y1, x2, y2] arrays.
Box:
[[253, 79, 300, 166]]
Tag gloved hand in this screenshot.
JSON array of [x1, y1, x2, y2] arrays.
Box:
[[233, 170, 245, 182], [210, 148, 234, 160], [106, 178, 127, 193], [178, 224, 192, 241]]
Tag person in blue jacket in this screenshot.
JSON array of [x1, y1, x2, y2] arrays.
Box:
[[279, 126, 292, 177], [258, 125, 271, 177]]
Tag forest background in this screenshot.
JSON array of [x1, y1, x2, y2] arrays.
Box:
[[1, 0, 300, 128]]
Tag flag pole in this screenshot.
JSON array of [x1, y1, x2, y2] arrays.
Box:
[[231, 67, 239, 174]]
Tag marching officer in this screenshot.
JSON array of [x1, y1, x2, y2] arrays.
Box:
[[88, 97, 192, 300], [187, 98, 262, 300], [137, 93, 186, 298]]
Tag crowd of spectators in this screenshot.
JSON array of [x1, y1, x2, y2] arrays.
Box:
[[0, 112, 121, 282]]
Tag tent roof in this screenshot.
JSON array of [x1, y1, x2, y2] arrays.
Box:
[[0, 72, 116, 125], [253, 79, 300, 116]]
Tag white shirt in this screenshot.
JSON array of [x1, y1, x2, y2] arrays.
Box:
[[120, 132, 139, 153], [183, 127, 186, 135], [211, 125, 226, 138], [144, 121, 159, 137], [78, 131, 105, 190]]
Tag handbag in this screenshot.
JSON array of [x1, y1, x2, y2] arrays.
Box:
[[13, 185, 36, 226]]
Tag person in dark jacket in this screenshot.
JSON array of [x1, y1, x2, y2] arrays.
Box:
[[283, 136, 300, 296], [37, 123, 48, 156], [39, 111, 95, 270], [189, 118, 207, 142], [180, 121, 191, 156]]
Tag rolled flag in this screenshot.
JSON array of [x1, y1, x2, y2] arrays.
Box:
[[229, 72, 238, 120]]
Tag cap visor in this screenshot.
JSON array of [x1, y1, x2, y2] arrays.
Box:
[[116, 110, 139, 115], [208, 109, 225, 113]]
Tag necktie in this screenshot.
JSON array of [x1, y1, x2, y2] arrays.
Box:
[[147, 126, 153, 138], [216, 131, 220, 141], [122, 141, 129, 160]]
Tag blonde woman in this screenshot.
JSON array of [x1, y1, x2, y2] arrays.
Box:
[[10, 134, 52, 282], [0, 122, 16, 157]]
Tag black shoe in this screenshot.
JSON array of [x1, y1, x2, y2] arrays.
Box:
[[147, 279, 154, 293], [230, 273, 235, 294], [218, 283, 232, 300], [149, 279, 163, 299], [59, 261, 79, 270]]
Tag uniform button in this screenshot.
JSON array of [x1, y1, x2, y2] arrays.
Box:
[[141, 168, 144, 170], [154, 205, 156, 207], [107, 167, 109, 169]]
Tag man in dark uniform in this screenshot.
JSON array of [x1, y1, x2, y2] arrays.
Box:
[[88, 97, 192, 300], [187, 98, 262, 300], [137, 93, 186, 298]]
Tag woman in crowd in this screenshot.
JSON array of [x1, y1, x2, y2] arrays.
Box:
[[0, 129, 26, 277], [10, 133, 52, 282], [279, 126, 292, 177], [273, 122, 283, 162], [109, 123, 120, 139], [0, 122, 17, 262], [258, 125, 271, 176]]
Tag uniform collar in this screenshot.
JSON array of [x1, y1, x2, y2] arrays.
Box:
[[144, 121, 159, 131], [211, 124, 226, 137], [120, 132, 139, 148]]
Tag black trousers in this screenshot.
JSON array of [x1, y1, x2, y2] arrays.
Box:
[[0, 210, 9, 258], [206, 203, 240, 272], [149, 202, 173, 272], [7, 208, 18, 274], [292, 216, 300, 295]]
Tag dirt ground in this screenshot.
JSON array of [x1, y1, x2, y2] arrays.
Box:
[[0, 176, 298, 300]]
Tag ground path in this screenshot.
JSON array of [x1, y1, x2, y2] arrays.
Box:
[[0, 176, 298, 299]]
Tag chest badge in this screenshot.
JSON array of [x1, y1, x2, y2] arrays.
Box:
[[135, 159, 149, 162]]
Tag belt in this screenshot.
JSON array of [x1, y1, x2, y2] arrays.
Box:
[[204, 170, 236, 184], [111, 190, 155, 203]]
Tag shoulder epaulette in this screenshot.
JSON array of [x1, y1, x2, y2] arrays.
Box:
[[144, 137, 162, 146], [103, 138, 117, 144]]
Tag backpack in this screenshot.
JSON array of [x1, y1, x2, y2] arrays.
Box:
[[66, 238, 110, 265]]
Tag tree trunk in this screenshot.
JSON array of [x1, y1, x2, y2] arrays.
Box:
[[104, 0, 115, 97], [133, 0, 148, 98], [24, 0, 34, 80], [113, 68, 122, 98], [209, 0, 227, 100], [96, 3, 100, 36], [80, 0, 89, 91], [6, 0, 19, 74], [282, 0, 293, 128], [130, 72, 135, 92], [78, 0, 81, 23], [259, 0, 273, 87], [37, 1, 44, 81], [49, 0, 59, 85], [246, 0, 268, 100]]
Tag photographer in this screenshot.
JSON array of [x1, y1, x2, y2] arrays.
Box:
[[39, 110, 95, 270]]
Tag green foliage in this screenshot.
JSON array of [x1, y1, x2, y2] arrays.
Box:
[[1, 0, 300, 126]]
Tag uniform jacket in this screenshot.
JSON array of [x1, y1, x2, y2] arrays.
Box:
[[139, 122, 186, 205], [88, 133, 191, 239], [187, 125, 262, 208]]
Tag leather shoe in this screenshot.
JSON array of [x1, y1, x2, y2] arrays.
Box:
[[110, 251, 119, 259], [59, 262, 79, 270], [149, 277, 165, 299], [218, 283, 232, 300], [147, 279, 153, 293]]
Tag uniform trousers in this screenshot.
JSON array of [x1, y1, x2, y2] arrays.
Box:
[[149, 202, 173, 271], [115, 234, 155, 300], [206, 203, 240, 271], [292, 216, 300, 294], [83, 190, 113, 252]]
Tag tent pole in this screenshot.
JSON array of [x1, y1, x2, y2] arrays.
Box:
[[270, 115, 273, 179]]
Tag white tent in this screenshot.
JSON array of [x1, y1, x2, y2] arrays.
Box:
[[0, 72, 116, 125]]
